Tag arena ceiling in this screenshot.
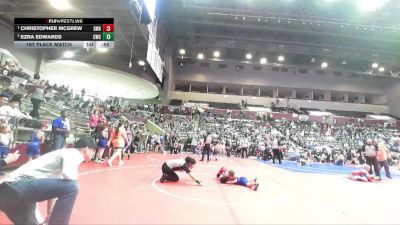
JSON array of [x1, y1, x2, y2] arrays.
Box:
[[160, 0, 400, 75], [1, 0, 399, 84]]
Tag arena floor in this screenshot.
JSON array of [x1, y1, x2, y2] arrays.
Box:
[[1, 153, 399, 224]]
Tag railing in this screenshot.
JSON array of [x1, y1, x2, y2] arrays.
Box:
[[0, 112, 90, 148]]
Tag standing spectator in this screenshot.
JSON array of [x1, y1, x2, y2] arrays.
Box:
[[29, 80, 46, 119], [51, 110, 69, 150], [272, 138, 281, 164], [170, 131, 179, 154], [98, 111, 107, 124], [132, 131, 141, 153], [0, 137, 95, 225], [27, 122, 45, 161], [81, 88, 85, 98], [107, 120, 128, 167], [140, 128, 148, 153], [377, 140, 392, 179], [88, 110, 99, 135], [190, 132, 198, 154], [94, 127, 108, 163]]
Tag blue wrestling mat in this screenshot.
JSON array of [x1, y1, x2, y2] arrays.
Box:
[[258, 159, 399, 178]]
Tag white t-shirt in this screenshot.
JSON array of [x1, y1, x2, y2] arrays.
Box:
[[0, 106, 28, 123], [166, 159, 191, 173], [8, 148, 84, 180], [205, 135, 212, 144]]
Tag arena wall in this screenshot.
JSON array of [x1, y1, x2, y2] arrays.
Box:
[[170, 91, 389, 114], [173, 62, 393, 94], [387, 82, 400, 118]]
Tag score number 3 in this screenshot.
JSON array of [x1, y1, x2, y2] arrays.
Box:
[[102, 24, 114, 32]]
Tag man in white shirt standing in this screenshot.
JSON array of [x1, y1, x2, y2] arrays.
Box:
[[0, 136, 96, 225]]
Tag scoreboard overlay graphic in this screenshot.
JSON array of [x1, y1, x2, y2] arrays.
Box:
[[14, 18, 114, 48]]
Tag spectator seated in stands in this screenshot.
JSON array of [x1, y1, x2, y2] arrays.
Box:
[[334, 151, 345, 166], [0, 96, 31, 125], [0, 92, 9, 108], [2, 86, 16, 101], [0, 122, 14, 176], [0, 123, 13, 159]]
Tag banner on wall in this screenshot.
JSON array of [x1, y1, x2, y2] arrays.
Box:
[[324, 115, 334, 125], [298, 115, 309, 121]]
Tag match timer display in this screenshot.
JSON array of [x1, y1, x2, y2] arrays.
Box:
[[14, 18, 115, 49]]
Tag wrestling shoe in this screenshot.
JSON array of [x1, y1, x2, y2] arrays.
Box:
[[253, 183, 259, 191], [160, 174, 167, 183]]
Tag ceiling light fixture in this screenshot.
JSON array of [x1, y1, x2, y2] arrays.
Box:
[[63, 51, 74, 58], [260, 57, 267, 64], [372, 62, 379, 68], [321, 62, 328, 68], [179, 49, 186, 55], [357, 0, 388, 13], [277, 55, 285, 62], [49, 0, 71, 10], [197, 53, 204, 60], [213, 51, 220, 58], [245, 53, 252, 60], [378, 67, 385, 72], [138, 60, 146, 66]]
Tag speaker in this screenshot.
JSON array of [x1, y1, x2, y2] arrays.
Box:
[[139, 4, 151, 25]]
